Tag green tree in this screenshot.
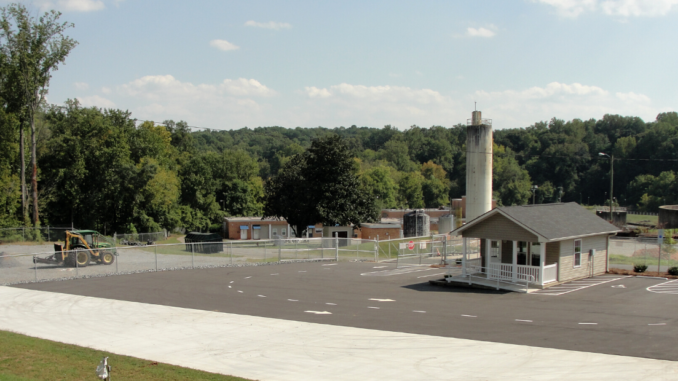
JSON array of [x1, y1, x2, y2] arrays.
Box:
[[398, 172, 425, 209], [494, 145, 532, 206], [264, 135, 377, 237], [0, 3, 77, 226], [420, 161, 449, 207], [361, 166, 398, 209]]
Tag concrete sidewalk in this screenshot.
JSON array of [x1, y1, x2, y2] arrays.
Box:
[[1, 286, 676, 381]]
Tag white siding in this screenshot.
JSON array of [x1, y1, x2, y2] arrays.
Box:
[[558, 235, 608, 282]]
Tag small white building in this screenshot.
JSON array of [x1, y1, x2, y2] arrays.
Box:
[[450, 203, 620, 290]]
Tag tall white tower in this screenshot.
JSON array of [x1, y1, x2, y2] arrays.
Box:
[[465, 110, 493, 222]]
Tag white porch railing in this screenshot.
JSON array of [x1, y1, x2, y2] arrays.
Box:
[[450, 264, 534, 293], [543, 263, 558, 284], [487, 263, 558, 285]]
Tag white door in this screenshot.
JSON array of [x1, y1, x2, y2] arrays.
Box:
[[490, 240, 501, 263], [488, 240, 502, 279], [252, 228, 260, 240], [240, 229, 247, 240]]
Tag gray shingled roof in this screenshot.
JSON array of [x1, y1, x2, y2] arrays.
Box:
[[495, 202, 620, 240]]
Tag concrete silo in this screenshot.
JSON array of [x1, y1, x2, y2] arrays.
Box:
[[465, 110, 493, 222]]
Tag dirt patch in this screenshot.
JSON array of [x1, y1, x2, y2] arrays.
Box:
[[607, 268, 678, 279], [0, 252, 22, 268]]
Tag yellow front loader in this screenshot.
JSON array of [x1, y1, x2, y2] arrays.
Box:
[[34, 230, 116, 267]]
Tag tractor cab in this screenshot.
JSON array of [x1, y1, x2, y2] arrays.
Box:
[[68, 230, 113, 250]]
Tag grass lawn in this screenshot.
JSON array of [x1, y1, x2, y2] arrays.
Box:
[[609, 254, 678, 267], [0, 330, 253, 381], [626, 213, 658, 225]]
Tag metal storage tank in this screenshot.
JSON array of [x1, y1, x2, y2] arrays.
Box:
[[659, 205, 678, 229], [465, 110, 493, 222], [403, 210, 430, 237], [438, 213, 455, 234]]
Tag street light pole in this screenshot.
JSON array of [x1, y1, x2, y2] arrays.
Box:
[[531, 185, 538, 204], [599, 152, 614, 222]]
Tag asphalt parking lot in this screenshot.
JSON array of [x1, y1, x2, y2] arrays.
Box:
[[14, 262, 678, 361]]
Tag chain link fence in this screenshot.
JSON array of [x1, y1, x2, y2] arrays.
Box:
[[377, 235, 481, 268], [608, 236, 678, 272], [0, 236, 398, 285]]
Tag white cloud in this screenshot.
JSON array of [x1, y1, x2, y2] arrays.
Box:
[[244, 21, 292, 30], [32, 0, 106, 12], [472, 81, 655, 127], [77, 95, 115, 108], [74, 82, 89, 90], [535, 0, 678, 17], [101, 86, 112, 94], [295, 83, 459, 128], [114, 75, 276, 128], [209, 39, 240, 51], [59, 0, 104, 11], [305, 86, 332, 98], [467, 27, 495, 38]]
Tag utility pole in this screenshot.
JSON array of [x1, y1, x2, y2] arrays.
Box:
[[599, 153, 614, 222]]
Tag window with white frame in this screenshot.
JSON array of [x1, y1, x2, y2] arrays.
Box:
[[272, 227, 278, 236], [573, 239, 582, 267], [281, 228, 286, 237]]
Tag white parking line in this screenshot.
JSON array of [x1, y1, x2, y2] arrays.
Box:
[[649, 323, 667, 326], [413, 310, 426, 313], [648, 280, 678, 294], [368, 306, 380, 309], [515, 319, 533, 323], [288, 299, 298, 302], [532, 277, 626, 295], [579, 323, 598, 325], [258, 295, 266, 298], [461, 314, 477, 318]]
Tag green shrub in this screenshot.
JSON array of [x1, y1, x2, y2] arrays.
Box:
[[634, 264, 648, 273], [668, 267, 678, 276]]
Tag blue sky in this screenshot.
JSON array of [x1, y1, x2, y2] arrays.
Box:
[[8, 0, 678, 130]]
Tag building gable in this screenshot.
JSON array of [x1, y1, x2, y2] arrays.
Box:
[[460, 213, 539, 242]]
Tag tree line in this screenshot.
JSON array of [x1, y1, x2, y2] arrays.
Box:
[[1, 4, 677, 235]]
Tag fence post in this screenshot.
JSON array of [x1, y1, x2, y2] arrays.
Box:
[[34, 256, 37, 282], [114, 233, 118, 274], [191, 243, 195, 269], [388, 240, 391, 259], [443, 235, 447, 264], [75, 249, 78, 277], [155, 244, 158, 272], [335, 236, 339, 261], [22, 227, 24, 242], [47, 226, 50, 242], [396, 242, 399, 268], [376, 236, 379, 262], [264, 240, 267, 262], [230, 241, 234, 265], [374, 239, 378, 262]]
